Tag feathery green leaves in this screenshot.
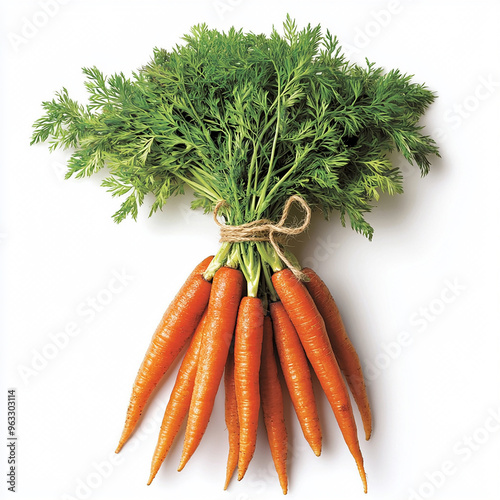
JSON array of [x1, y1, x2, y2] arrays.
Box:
[[31, 16, 439, 237]]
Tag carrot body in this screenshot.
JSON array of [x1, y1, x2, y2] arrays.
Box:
[[116, 256, 213, 453], [223, 349, 239, 490], [178, 266, 244, 471], [147, 310, 208, 485], [303, 267, 372, 440], [234, 296, 264, 480], [270, 300, 322, 457], [260, 316, 288, 495], [272, 269, 367, 493]]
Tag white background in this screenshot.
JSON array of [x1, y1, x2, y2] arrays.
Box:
[[1, 1, 500, 499]]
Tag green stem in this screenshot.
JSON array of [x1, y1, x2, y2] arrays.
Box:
[[190, 166, 219, 195], [283, 249, 303, 274], [260, 154, 301, 216], [238, 243, 261, 298], [175, 172, 219, 202], [247, 143, 258, 200], [226, 244, 240, 269], [260, 256, 278, 303], [249, 112, 279, 215], [255, 66, 282, 218], [257, 242, 283, 273], [203, 242, 231, 281]]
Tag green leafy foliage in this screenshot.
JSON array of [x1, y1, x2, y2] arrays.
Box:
[[31, 16, 439, 237]]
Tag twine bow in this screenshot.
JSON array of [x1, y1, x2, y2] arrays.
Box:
[[213, 195, 311, 279]]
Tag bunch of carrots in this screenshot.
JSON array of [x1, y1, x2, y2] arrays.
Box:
[[114, 248, 371, 494], [31, 17, 438, 494]]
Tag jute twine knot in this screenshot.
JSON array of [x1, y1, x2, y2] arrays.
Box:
[[213, 195, 311, 280]]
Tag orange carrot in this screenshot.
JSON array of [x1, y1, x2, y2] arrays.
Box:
[[270, 300, 322, 457], [303, 267, 372, 440], [178, 266, 244, 471], [260, 316, 288, 495], [234, 296, 264, 480], [272, 269, 367, 493], [223, 347, 239, 490], [115, 256, 213, 453], [147, 310, 208, 485]]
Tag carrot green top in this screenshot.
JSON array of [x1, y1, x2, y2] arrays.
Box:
[[31, 16, 438, 294]]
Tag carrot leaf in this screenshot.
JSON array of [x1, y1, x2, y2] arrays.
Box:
[[32, 15, 439, 238]]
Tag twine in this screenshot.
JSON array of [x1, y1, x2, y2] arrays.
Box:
[[213, 195, 311, 279]]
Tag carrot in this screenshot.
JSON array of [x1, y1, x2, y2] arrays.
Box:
[[178, 266, 244, 471], [234, 296, 264, 480], [115, 256, 213, 453], [302, 267, 372, 440], [147, 309, 208, 485], [272, 269, 367, 493], [260, 316, 288, 495], [270, 300, 322, 457], [223, 347, 239, 490]]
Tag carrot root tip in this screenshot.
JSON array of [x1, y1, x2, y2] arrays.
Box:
[[359, 468, 368, 493], [177, 457, 189, 472]]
